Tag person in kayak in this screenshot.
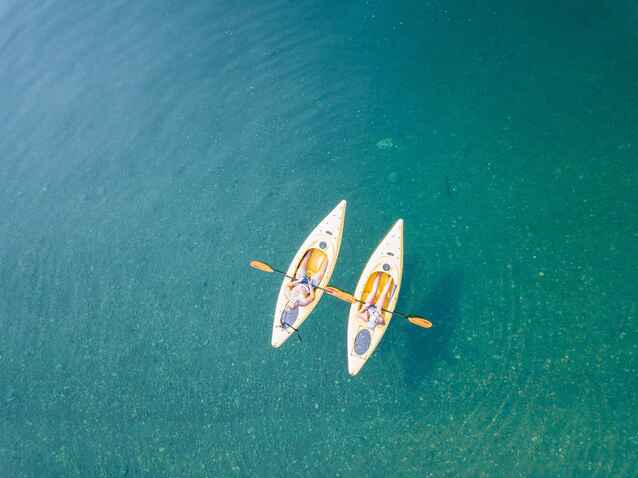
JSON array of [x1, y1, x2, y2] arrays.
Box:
[[284, 250, 327, 311], [356, 272, 394, 330]]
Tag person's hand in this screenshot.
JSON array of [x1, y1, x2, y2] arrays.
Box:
[[286, 286, 301, 302]]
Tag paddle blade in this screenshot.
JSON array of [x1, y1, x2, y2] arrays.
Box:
[[408, 316, 433, 328], [249, 260, 274, 273], [324, 286, 356, 304]]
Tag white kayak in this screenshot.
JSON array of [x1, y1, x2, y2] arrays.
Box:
[[272, 200, 347, 348], [346, 219, 403, 375]]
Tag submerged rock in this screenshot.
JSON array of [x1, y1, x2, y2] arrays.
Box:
[[376, 137, 395, 150]]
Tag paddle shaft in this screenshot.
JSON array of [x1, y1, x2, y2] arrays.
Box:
[[342, 291, 406, 319], [255, 261, 423, 324], [270, 266, 404, 317], [268, 266, 334, 296]]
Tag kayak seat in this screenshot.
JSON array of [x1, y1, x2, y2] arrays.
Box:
[[295, 248, 328, 280], [359, 272, 394, 312]]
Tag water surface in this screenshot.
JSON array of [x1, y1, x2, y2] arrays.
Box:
[[1, 1, 637, 476]]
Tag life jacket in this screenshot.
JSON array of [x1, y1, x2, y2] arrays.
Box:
[[295, 275, 314, 295], [367, 306, 383, 330]]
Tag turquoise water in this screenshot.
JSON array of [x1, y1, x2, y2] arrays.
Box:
[[2, 1, 637, 476]]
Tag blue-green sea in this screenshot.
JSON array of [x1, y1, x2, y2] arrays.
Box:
[[2, 1, 637, 476]]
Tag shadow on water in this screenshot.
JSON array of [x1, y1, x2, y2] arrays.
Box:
[[400, 269, 464, 388]]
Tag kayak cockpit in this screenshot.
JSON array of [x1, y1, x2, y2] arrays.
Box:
[[291, 247, 328, 284], [357, 271, 395, 313]]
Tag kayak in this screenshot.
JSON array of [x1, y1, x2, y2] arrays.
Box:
[[346, 219, 403, 375], [272, 200, 347, 348]]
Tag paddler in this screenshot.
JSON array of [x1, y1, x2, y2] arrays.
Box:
[[284, 250, 327, 312], [356, 272, 393, 331]]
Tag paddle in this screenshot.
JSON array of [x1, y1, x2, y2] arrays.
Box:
[[249, 260, 295, 280], [250, 260, 333, 294], [250, 260, 433, 329], [324, 285, 432, 329]]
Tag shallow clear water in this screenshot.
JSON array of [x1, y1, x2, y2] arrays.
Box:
[[1, 1, 637, 476]]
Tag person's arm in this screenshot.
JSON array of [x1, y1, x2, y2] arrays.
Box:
[[288, 277, 304, 289], [379, 307, 388, 325], [355, 308, 368, 323], [297, 290, 315, 307]]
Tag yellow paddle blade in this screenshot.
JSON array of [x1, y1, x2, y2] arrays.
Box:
[[408, 316, 433, 328], [249, 260, 274, 273], [324, 286, 356, 304]]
